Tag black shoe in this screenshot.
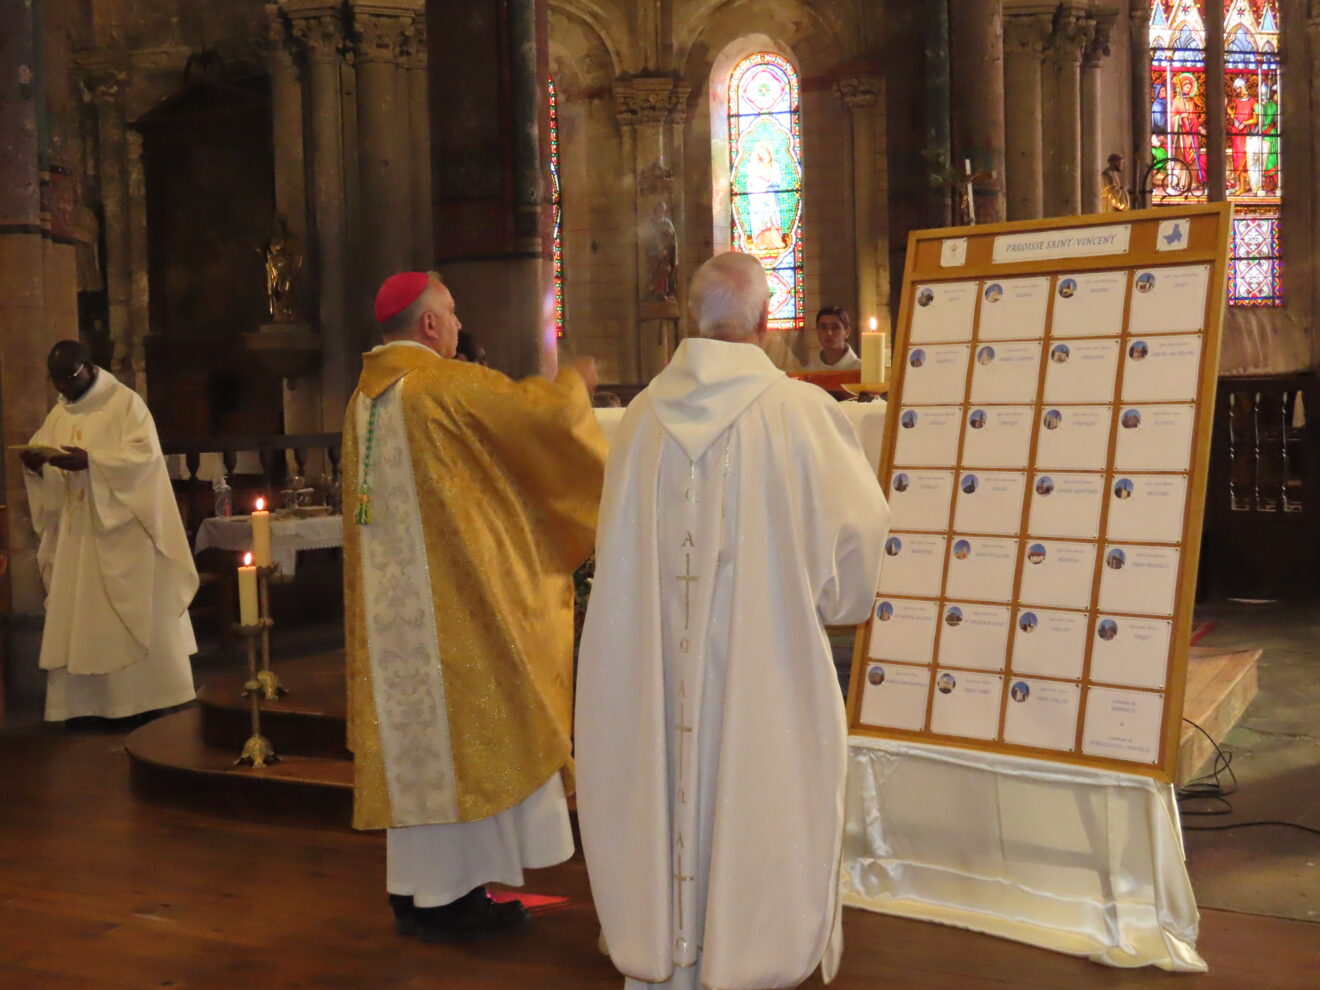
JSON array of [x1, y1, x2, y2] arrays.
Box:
[[389, 894, 418, 936], [411, 886, 529, 943]]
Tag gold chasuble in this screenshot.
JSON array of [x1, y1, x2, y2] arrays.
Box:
[[343, 342, 606, 830]]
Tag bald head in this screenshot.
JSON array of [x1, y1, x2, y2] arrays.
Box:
[[688, 253, 770, 343], [48, 340, 90, 375]]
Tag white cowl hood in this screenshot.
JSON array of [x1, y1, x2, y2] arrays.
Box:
[[646, 337, 785, 462]]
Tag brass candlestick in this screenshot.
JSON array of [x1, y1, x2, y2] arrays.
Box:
[[257, 563, 287, 700], [236, 623, 278, 767]]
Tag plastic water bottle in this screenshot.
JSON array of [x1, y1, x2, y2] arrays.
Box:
[[213, 474, 233, 518]]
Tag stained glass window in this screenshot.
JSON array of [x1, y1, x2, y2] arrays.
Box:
[[1148, 0, 1283, 306], [549, 76, 564, 336], [728, 52, 803, 330]]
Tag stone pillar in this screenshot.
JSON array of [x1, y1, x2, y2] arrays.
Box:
[[1080, 12, 1116, 215], [950, 0, 1006, 223], [617, 76, 690, 380], [428, 0, 552, 380], [263, 5, 320, 435], [349, 1, 415, 345], [1003, 8, 1054, 220], [836, 71, 885, 325], [1046, 6, 1093, 216], [288, 3, 353, 429], [1129, 3, 1153, 203], [406, 11, 433, 269], [1310, 14, 1320, 368], [1205, 0, 1227, 202]]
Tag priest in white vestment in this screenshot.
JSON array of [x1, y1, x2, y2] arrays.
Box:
[[21, 340, 198, 721], [576, 254, 890, 989]]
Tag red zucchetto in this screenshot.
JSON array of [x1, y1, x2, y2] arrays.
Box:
[[373, 271, 431, 324]]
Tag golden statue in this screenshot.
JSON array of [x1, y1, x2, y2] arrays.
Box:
[[261, 215, 303, 323], [1101, 153, 1131, 212]]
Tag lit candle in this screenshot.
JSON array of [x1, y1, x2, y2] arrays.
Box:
[[238, 552, 259, 627], [861, 317, 884, 385], [251, 496, 272, 568]]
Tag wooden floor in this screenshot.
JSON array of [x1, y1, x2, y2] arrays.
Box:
[[1, 723, 1316, 989]]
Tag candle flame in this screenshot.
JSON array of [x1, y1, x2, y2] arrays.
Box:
[[869, 317, 878, 331], [255, 497, 265, 512], [243, 552, 253, 566]]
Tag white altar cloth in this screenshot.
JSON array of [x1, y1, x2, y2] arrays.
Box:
[[842, 735, 1206, 972], [193, 515, 343, 577], [594, 399, 887, 471]]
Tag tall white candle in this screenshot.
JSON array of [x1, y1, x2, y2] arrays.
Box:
[[861, 318, 883, 384], [238, 552, 259, 627], [251, 497, 272, 568]]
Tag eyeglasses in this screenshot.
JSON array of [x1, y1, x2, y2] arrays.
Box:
[[49, 363, 86, 383]]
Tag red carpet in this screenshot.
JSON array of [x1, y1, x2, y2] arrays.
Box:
[[490, 890, 571, 914], [1190, 621, 1215, 646]]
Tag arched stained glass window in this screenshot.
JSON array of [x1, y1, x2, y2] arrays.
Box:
[[1149, 0, 1283, 306], [728, 52, 803, 330], [549, 76, 564, 336]]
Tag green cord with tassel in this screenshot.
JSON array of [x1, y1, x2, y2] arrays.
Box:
[[355, 400, 378, 526]]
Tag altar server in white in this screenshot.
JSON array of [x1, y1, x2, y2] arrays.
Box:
[[576, 253, 890, 989], [21, 340, 198, 721]]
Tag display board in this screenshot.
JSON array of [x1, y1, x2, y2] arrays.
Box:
[[847, 204, 1231, 782]]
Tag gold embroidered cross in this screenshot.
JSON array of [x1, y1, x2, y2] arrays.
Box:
[[676, 552, 699, 632]]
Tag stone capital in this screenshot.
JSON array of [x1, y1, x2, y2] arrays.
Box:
[[1051, 7, 1096, 64], [1084, 10, 1118, 68], [350, 10, 415, 65], [834, 72, 882, 110], [258, 5, 300, 70], [615, 75, 689, 127], [1003, 10, 1055, 60], [75, 51, 129, 104], [407, 12, 427, 68], [286, 5, 346, 63]]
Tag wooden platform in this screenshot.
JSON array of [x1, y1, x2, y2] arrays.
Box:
[[127, 644, 1263, 826]]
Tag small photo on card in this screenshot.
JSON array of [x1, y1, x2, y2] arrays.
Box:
[[953, 471, 1026, 536], [930, 670, 1004, 740], [859, 662, 930, 732], [937, 603, 1011, 671], [868, 597, 939, 664], [903, 344, 971, 405], [1027, 472, 1105, 539], [1097, 544, 1180, 616], [1114, 404, 1195, 471], [878, 533, 948, 598], [1035, 405, 1112, 470], [1051, 271, 1128, 338], [1122, 335, 1203, 403], [945, 536, 1018, 603], [961, 406, 1034, 468], [1106, 474, 1188, 544], [1010, 608, 1087, 679], [969, 341, 1042, 404], [977, 277, 1050, 341], [1019, 539, 1097, 610], [1128, 265, 1211, 334], [888, 470, 956, 532], [1082, 686, 1165, 764], [894, 406, 963, 467], [1003, 678, 1080, 752], [910, 282, 978, 343], [1090, 615, 1173, 690], [1043, 338, 1121, 404]]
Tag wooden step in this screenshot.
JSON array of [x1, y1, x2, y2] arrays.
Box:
[[126, 707, 353, 829], [197, 652, 349, 760], [1177, 646, 1261, 787]]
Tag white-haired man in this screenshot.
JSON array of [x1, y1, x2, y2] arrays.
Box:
[[342, 272, 606, 942], [576, 253, 890, 989]]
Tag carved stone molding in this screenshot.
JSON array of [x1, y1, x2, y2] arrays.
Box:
[[288, 9, 346, 64], [835, 73, 881, 110], [1003, 11, 1055, 60], [1051, 7, 1096, 64], [1084, 11, 1118, 68], [615, 75, 690, 127], [350, 12, 414, 65]]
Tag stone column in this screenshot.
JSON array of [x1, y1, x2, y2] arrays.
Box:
[[288, 3, 353, 428], [428, 0, 552, 380], [406, 11, 433, 269], [836, 71, 884, 324], [1046, 6, 1094, 216], [262, 5, 320, 435], [349, 1, 415, 343], [950, 0, 1006, 223], [1080, 12, 1116, 215], [1129, 3, 1153, 203], [1310, 15, 1320, 367], [617, 75, 690, 380], [1204, 0, 1227, 202], [1003, 7, 1054, 220]]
